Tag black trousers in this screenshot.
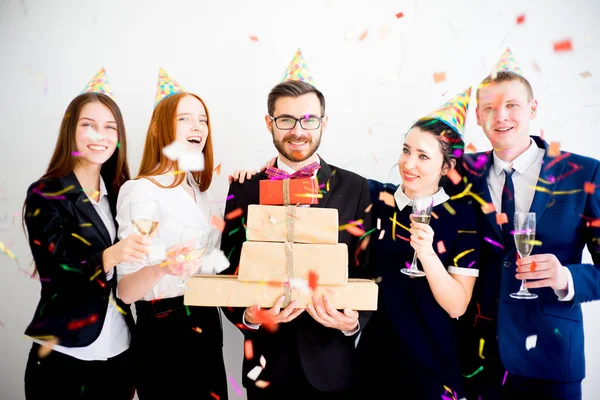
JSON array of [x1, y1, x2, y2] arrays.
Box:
[[24, 342, 134, 400], [133, 296, 228, 400], [502, 374, 582, 400]]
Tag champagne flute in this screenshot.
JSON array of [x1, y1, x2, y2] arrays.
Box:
[[176, 226, 210, 288], [510, 212, 538, 299], [130, 200, 160, 266], [400, 195, 434, 278]]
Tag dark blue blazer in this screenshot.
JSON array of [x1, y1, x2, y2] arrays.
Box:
[[457, 136, 600, 386], [23, 172, 134, 347]]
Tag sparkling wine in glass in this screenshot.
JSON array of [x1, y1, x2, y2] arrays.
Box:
[[510, 212, 538, 299], [176, 226, 210, 288], [130, 200, 160, 266], [400, 195, 434, 278]]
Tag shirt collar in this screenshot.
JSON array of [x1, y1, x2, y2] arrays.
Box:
[[276, 155, 321, 176], [492, 138, 539, 176], [393, 186, 450, 212]]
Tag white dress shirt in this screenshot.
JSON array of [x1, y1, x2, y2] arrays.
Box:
[[488, 138, 574, 300], [393, 186, 478, 277], [116, 172, 225, 300], [34, 177, 130, 360]]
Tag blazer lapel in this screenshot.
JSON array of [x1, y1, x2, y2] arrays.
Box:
[[312, 157, 333, 209], [528, 136, 566, 223], [471, 152, 504, 242], [61, 172, 112, 248]]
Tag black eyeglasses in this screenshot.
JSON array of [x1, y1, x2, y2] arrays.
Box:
[[270, 115, 324, 130]]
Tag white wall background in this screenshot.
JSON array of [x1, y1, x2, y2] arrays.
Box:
[[1, 0, 599, 399]]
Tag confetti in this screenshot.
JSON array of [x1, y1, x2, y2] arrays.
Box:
[[244, 339, 254, 360], [378, 230, 385, 240], [210, 392, 220, 400], [192, 327, 203, 334], [37, 337, 60, 358], [72, 151, 81, 156], [211, 214, 226, 232], [67, 314, 98, 330], [553, 39, 573, 53], [516, 14, 525, 24], [453, 249, 475, 267], [0, 241, 17, 260], [437, 241, 446, 254], [71, 233, 91, 246], [247, 365, 263, 381], [376, 218, 381, 230], [496, 213, 508, 226], [548, 142, 561, 157], [479, 338, 485, 359], [525, 335, 537, 350], [395, 11, 404, 18], [584, 182, 596, 194], [345, 225, 365, 237], [225, 208, 243, 220], [255, 380, 270, 389], [433, 72, 446, 84], [484, 237, 504, 249], [213, 163, 222, 175], [431, 211, 439, 220], [260, 355, 266, 368], [579, 71, 593, 79], [358, 30, 368, 41], [481, 202, 496, 214], [249, 35, 259, 42], [502, 370, 508, 385], [308, 270, 319, 291], [446, 169, 461, 185], [442, 202, 456, 215], [379, 191, 395, 207], [463, 366, 483, 378], [530, 260, 537, 272]]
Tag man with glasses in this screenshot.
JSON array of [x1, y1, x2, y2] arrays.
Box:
[[219, 79, 373, 399]]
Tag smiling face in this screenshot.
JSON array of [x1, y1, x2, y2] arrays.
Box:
[[74, 101, 118, 170], [476, 79, 537, 159], [175, 95, 208, 153], [265, 92, 326, 165], [399, 127, 452, 198]]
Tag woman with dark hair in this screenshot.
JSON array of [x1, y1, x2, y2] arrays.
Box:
[[354, 88, 480, 399], [115, 76, 229, 399], [23, 74, 149, 400]]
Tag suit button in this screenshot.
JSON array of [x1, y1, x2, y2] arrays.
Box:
[[503, 261, 511, 269]]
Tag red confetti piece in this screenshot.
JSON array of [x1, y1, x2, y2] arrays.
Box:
[[379, 191, 395, 207], [395, 12, 404, 18], [548, 142, 561, 157], [345, 225, 365, 237], [358, 30, 368, 41], [587, 219, 600, 228], [431, 211, 439, 220], [530, 261, 537, 272], [437, 241, 446, 254], [244, 339, 254, 360], [210, 392, 220, 400], [516, 14, 525, 24], [446, 169, 461, 185], [48, 242, 55, 253], [192, 327, 203, 334], [211, 214, 226, 232], [584, 182, 596, 194], [466, 143, 477, 153], [213, 163, 222, 175], [553, 39, 573, 53], [67, 314, 98, 330], [496, 213, 508, 226], [33, 239, 41, 246], [249, 35, 259, 42], [481, 202, 496, 214], [225, 208, 243, 220], [433, 72, 446, 84], [308, 270, 319, 291], [255, 380, 270, 389]]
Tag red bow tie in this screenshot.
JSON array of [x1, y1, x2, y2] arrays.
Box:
[[265, 162, 321, 180]]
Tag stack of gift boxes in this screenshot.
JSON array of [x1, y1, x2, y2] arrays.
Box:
[[184, 177, 377, 311]]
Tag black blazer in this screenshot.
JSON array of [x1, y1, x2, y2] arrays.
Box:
[[24, 172, 134, 348], [220, 157, 374, 391]]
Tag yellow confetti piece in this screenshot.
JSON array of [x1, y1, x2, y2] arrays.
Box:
[[389, 214, 410, 236], [79, 223, 93, 227], [71, 233, 91, 246], [442, 202, 456, 215], [533, 186, 582, 195], [109, 296, 127, 315], [338, 219, 364, 231], [42, 185, 75, 197], [33, 208, 41, 217], [89, 269, 102, 281], [457, 230, 477, 234], [479, 338, 485, 359], [548, 142, 561, 157], [453, 248, 475, 267], [0, 241, 17, 260]]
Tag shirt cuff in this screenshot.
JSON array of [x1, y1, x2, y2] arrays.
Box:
[[555, 267, 575, 301], [341, 321, 360, 336], [243, 309, 261, 330]]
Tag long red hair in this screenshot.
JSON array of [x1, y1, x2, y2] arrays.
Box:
[[137, 92, 214, 191]]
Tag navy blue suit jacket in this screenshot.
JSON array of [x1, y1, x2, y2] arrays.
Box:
[[456, 136, 600, 387]]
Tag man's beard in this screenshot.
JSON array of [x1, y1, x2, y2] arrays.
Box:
[[271, 128, 321, 162]]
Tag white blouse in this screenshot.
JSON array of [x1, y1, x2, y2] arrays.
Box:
[[115, 172, 226, 301]]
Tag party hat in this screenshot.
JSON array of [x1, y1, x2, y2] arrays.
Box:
[[154, 67, 183, 107], [493, 47, 522, 75], [279, 48, 315, 86], [421, 87, 472, 136], [81, 67, 114, 99]]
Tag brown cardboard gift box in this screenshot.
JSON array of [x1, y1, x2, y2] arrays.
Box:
[[259, 178, 320, 205], [237, 241, 348, 285], [246, 204, 339, 244], [183, 275, 378, 310]]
